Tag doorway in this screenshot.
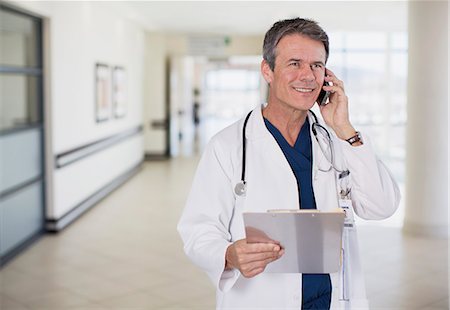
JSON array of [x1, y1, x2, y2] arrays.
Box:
[[168, 55, 266, 157]]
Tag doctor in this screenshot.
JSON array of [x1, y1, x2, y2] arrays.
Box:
[[178, 18, 400, 309]]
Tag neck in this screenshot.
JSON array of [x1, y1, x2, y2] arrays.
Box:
[[263, 104, 308, 146]]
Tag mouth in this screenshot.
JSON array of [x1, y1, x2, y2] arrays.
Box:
[[293, 87, 315, 93]]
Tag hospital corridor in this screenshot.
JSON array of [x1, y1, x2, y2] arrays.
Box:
[[0, 1, 448, 310]]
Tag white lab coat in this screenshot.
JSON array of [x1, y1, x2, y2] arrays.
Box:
[[178, 104, 400, 309]]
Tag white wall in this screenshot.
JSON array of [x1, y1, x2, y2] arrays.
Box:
[[9, 1, 145, 220]]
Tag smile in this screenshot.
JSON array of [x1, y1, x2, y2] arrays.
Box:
[[293, 87, 314, 93]]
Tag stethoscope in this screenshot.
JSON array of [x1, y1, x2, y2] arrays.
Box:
[[234, 109, 349, 196]]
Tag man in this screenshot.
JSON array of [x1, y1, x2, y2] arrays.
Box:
[[178, 18, 400, 309]]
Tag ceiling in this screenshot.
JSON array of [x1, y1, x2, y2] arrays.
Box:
[[107, 1, 408, 35]]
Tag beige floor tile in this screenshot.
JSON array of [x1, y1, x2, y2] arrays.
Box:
[[19, 290, 93, 309], [36, 267, 107, 289], [1, 273, 67, 303], [4, 248, 92, 280], [62, 306, 111, 310], [423, 297, 449, 309], [78, 259, 149, 281], [0, 293, 30, 310], [62, 276, 140, 303], [120, 269, 179, 291], [59, 251, 118, 270], [0, 267, 30, 286], [98, 291, 171, 309], [148, 279, 215, 305], [172, 295, 216, 310]]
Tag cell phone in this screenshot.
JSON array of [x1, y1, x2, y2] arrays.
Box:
[[317, 81, 331, 106]]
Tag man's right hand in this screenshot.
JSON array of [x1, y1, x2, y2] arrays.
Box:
[[225, 239, 284, 278]]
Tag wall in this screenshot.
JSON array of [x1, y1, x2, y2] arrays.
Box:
[[144, 32, 167, 155], [9, 1, 145, 224]]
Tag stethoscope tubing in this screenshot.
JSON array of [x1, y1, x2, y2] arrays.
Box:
[[241, 111, 253, 183], [235, 109, 348, 196]]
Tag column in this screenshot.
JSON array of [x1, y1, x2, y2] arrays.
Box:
[[403, 1, 448, 237]]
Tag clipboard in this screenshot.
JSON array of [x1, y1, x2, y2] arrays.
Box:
[[243, 209, 345, 273]]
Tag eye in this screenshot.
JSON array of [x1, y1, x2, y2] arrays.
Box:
[[311, 63, 324, 70], [289, 61, 300, 67]]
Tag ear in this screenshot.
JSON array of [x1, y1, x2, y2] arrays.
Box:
[[261, 59, 274, 85]]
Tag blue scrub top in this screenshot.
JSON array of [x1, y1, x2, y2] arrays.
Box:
[[264, 117, 332, 310]]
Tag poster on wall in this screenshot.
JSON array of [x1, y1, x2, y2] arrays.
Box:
[[112, 66, 127, 118], [95, 63, 111, 122]]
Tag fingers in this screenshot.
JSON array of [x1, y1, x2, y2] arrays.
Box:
[[226, 239, 285, 278], [322, 70, 347, 101], [242, 242, 281, 254], [237, 248, 282, 265], [324, 68, 345, 91], [240, 255, 282, 278], [323, 83, 346, 98]]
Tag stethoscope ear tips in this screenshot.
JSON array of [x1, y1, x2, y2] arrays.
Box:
[[234, 182, 247, 196]]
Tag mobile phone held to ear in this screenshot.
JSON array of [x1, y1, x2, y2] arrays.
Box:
[[317, 81, 331, 106]]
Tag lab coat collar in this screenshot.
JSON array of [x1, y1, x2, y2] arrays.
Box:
[[246, 103, 324, 142], [245, 104, 328, 172], [245, 103, 271, 140]]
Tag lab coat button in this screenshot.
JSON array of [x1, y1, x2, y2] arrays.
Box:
[[293, 294, 300, 301]]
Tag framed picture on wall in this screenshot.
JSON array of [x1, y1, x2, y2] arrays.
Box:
[[112, 66, 126, 118], [95, 63, 111, 122]]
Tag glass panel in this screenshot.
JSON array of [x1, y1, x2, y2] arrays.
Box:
[[389, 52, 408, 125], [0, 128, 42, 193], [345, 32, 387, 50], [326, 51, 345, 78], [391, 32, 408, 51], [328, 32, 345, 50], [0, 181, 43, 256], [345, 52, 387, 126], [205, 69, 260, 90], [202, 67, 261, 144], [0, 74, 40, 131], [0, 8, 39, 67]]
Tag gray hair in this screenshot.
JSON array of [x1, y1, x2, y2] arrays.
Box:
[[263, 18, 329, 71]]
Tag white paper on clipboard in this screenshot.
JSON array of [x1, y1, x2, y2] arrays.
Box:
[[243, 209, 345, 273]]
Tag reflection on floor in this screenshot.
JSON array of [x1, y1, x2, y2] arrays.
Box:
[[0, 159, 448, 309]]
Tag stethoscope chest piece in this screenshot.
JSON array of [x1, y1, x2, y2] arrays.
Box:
[[234, 181, 247, 196]]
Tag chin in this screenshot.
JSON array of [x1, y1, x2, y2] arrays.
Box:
[[288, 101, 316, 112]]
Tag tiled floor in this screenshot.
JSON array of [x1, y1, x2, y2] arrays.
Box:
[[0, 159, 448, 309]]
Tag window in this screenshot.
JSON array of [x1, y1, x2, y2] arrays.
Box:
[[0, 5, 43, 132], [201, 61, 263, 143]]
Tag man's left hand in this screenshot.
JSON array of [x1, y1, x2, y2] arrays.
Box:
[[319, 68, 357, 141]]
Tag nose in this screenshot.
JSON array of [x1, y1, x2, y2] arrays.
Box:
[[297, 63, 315, 82]]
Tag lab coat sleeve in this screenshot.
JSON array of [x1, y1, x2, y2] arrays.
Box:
[[177, 135, 240, 292], [338, 133, 401, 220]]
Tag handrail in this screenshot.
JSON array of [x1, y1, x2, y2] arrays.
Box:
[[55, 125, 143, 169]]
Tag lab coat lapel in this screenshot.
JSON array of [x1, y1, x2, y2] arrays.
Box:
[[244, 105, 299, 212]]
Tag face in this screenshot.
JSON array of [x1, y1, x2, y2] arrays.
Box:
[[262, 34, 327, 113]]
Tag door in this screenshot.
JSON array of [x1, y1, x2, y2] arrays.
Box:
[[0, 4, 45, 265]]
